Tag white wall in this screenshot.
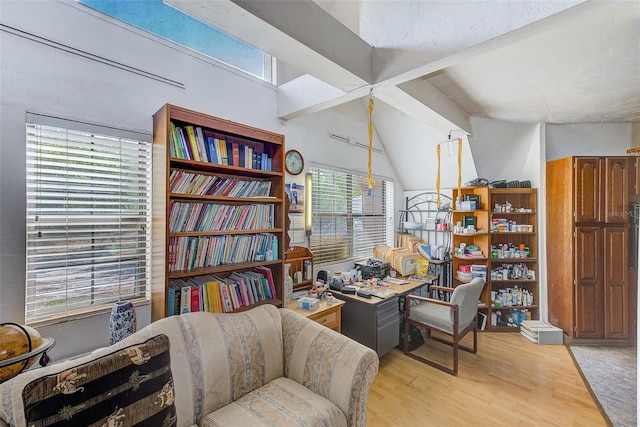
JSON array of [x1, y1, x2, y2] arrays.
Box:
[[371, 101, 479, 191], [546, 123, 632, 160], [469, 117, 543, 187], [0, 0, 278, 360]]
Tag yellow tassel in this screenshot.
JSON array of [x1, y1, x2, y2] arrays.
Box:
[[436, 144, 441, 206], [368, 97, 374, 193], [457, 138, 462, 194]]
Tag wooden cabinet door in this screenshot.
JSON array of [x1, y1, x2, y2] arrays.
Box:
[[603, 157, 629, 224], [603, 227, 629, 338], [574, 227, 604, 338], [574, 158, 601, 223]]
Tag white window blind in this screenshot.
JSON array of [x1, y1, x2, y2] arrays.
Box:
[[309, 165, 394, 265], [25, 115, 152, 324]]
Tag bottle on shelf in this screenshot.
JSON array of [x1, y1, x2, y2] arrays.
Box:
[[284, 263, 293, 307]]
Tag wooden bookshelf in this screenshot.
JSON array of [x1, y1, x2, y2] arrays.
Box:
[[152, 104, 285, 321]]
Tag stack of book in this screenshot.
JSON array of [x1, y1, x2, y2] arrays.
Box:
[[170, 122, 272, 171], [168, 233, 278, 272], [167, 266, 277, 316]]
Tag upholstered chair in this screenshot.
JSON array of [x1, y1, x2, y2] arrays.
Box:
[[403, 278, 485, 376]]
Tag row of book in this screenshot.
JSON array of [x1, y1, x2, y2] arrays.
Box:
[[168, 266, 276, 315], [170, 122, 272, 171], [169, 169, 272, 198], [168, 233, 278, 272], [169, 202, 274, 233]]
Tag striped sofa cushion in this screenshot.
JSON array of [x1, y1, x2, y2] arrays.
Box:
[[199, 377, 347, 427], [21, 334, 176, 427]]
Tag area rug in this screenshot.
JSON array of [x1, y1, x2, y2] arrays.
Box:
[[569, 345, 637, 427]]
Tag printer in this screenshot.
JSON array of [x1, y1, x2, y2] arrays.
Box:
[[355, 258, 390, 279]]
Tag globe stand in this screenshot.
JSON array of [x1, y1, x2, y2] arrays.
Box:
[[0, 322, 55, 383]]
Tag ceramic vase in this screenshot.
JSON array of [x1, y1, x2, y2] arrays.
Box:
[[108, 301, 136, 345]]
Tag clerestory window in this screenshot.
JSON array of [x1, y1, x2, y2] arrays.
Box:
[[77, 0, 274, 83]]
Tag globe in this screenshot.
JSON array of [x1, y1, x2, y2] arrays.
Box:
[[0, 323, 44, 382]]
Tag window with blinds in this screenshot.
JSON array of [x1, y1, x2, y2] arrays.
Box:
[[309, 165, 394, 265], [25, 115, 152, 324]]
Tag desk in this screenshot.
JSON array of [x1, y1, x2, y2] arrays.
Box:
[[332, 279, 430, 356], [287, 299, 345, 333]]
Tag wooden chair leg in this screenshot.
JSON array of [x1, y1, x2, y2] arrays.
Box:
[[403, 319, 410, 354]]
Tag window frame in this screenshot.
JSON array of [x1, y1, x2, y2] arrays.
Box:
[[309, 164, 394, 266], [25, 114, 152, 325]]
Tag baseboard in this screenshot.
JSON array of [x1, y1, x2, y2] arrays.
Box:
[[565, 337, 636, 346]]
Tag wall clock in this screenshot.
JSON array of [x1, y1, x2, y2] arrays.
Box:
[[285, 149, 304, 175]]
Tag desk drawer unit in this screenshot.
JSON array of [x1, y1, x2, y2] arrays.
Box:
[[376, 298, 400, 356], [308, 306, 341, 332]]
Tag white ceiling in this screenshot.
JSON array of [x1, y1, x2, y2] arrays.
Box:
[[166, 0, 639, 188]]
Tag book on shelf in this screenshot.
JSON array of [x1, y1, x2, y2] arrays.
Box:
[[195, 126, 208, 162], [218, 138, 228, 165], [254, 266, 277, 299], [206, 137, 219, 164], [179, 280, 191, 314], [477, 311, 487, 330], [232, 142, 240, 167], [190, 282, 201, 312], [168, 280, 182, 316], [184, 126, 202, 162]]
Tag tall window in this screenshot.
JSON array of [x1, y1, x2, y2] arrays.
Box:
[[77, 0, 273, 82], [309, 165, 394, 265], [25, 115, 152, 324]]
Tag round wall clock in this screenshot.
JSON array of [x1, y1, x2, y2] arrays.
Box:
[[285, 149, 304, 175]]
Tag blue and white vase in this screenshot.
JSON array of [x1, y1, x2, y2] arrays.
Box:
[[108, 301, 136, 345]]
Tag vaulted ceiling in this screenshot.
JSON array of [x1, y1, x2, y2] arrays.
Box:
[[166, 0, 640, 189]]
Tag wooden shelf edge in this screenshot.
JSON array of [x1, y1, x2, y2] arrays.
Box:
[[169, 228, 283, 237], [169, 259, 283, 278], [491, 305, 538, 310]]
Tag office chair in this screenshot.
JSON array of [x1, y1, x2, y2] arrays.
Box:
[[403, 277, 485, 376]]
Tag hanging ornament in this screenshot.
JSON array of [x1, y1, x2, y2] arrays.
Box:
[[457, 138, 463, 195], [436, 144, 441, 206], [367, 94, 374, 196]]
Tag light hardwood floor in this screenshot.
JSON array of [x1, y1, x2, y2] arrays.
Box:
[[367, 332, 608, 427]]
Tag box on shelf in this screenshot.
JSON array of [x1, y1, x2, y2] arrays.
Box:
[[457, 271, 472, 281], [462, 215, 477, 229], [424, 217, 438, 231], [456, 200, 476, 211], [458, 264, 471, 273], [471, 265, 487, 280], [463, 194, 480, 209]]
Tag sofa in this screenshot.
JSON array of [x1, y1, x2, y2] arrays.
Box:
[[0, 304, 379, 427]]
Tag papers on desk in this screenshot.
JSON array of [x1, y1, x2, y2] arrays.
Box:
[[379, 276, 409, 286], [369, 286, 399, 299]]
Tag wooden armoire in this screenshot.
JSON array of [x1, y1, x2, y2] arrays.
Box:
[[546, 156, 635, 340]]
